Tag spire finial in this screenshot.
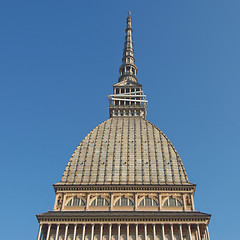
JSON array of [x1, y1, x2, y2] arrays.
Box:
[[128, 11, 131, 16]]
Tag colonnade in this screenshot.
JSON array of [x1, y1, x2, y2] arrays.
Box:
[[37, 223, 210, 240], [112, 109, 143, 117]]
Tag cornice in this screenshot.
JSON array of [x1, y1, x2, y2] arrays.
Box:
[[37, 211, 210, 224], [53, 184, 196, 193]]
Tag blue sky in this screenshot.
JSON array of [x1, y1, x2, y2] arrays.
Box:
[[0, 0, 239, 239]]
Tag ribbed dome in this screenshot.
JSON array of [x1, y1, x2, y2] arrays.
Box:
[[60, 117, 189, 185]]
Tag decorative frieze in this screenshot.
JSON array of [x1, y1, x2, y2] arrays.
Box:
[[53, 192, 194, 212]]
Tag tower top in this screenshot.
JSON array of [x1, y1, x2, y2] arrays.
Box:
[[108, 13, 148, 118]]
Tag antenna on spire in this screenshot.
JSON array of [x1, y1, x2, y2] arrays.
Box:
[[128, 11, 131, 16]]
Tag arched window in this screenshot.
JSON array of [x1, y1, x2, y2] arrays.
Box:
[[91, 196, 110, 206], [139, 197, 158, 206], [115, 196, 134, 206], [67, 196, 86, 207], [163, 197, 183, 207]]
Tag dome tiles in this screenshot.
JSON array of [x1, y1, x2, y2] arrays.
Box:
[[60, 117, 189, 185]]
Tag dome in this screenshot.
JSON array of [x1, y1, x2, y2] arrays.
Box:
[[60, 117, 189, 185]]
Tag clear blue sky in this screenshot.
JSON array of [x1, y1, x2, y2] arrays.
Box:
[[0, 0, 239, 239]]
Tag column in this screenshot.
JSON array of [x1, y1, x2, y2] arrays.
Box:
[[188, 224, 192, 240], [179, 224, 183, 240], [144, 224, 147, 240], [135, 224, 138, 240], [82, 224, 86, 240], [73, 224, 77, 240], [64, 224, 69, 240], [170, 224, 174, 240], [91, 224, 95, 240], [86, 194, 90, 211], [196, 224, 201, 240], [183, 195, 186, 211], [191, 195, 195, 211], [182, 194, 186, 211], [126, 224, 129, 240], [56, 224, 60, 240], [100, 224, 103, 240], [203, 227, 207, 240], [161, 224, 165, 240], [135, 194, 138, 211], [158, 194, 162, 211], [152, 224, 156, 240], [206, 225, 210, 240], [109, 224, 112, 240], [62, 194, 67, 210], [37, 224, 43, 240], [46, 224, 51, 240], [110, 194, 113, 211], [118, 224, 121, 240]]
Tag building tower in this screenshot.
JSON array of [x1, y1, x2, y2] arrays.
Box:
[[36, 13, 211, 240]]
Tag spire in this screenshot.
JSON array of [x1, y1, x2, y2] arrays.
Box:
[[108, 12, 148, 119], [118, 11, 138, 83]]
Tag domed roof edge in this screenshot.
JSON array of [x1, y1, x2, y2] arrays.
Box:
[[60, 117, 190, 185], [144, 118, 190, 183]]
